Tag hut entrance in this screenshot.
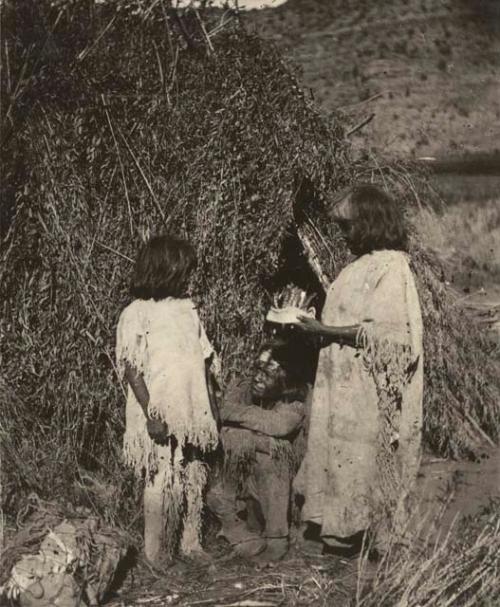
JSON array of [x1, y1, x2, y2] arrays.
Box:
[[261, 225, 327, 388], [260, 180, 349, 386], [262, 178, 340, 313], [263, 229, 326, 313]]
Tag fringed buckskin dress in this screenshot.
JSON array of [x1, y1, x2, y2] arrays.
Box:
[[296, 250, 423, 549], [116, 298, 219, 560]]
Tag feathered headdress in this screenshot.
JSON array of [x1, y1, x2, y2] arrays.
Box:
[[266, 284, 316, 325]]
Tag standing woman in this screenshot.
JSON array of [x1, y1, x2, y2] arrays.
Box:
[[294, 184, 423, 554]]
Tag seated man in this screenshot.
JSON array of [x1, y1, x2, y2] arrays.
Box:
[[207, 322, 315, 563]]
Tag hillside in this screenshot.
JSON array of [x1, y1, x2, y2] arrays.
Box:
[[247, 0, 500, 159]]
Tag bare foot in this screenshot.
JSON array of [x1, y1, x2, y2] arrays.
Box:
[[142, 553, 173, 574], [233, 537, 267, 559], [252, 538, 288, 567], [298, 537, 324, 556], [180, 547, 213, 564]]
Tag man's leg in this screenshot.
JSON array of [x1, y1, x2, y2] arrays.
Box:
[[251, 451, 291, 562], [206, 476, 265, 557], [245, 496, 264, 533]]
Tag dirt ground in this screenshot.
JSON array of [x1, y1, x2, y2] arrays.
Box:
[[107, 445, 500, 607], [415, 446, 500, 536], [108, 287, 500, 606], [113, 551, 359, 607]]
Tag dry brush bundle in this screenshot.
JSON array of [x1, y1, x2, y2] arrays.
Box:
[[0, 1, 498, 516], [409, 245, 500, 457], [355, 511, 500, 607]]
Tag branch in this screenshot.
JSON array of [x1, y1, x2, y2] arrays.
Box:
[[345, 112, 375, 137]]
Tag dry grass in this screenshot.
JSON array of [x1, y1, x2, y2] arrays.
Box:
[[355, 506, 500, 607], [430, 175, 500, 205], [414, 198, 500, 288], [106, 504, 500, 606]]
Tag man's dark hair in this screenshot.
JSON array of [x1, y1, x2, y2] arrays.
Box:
[[264, 331, 317, 399], [130, 234, 196, 300], [346, 183, 408, 255]]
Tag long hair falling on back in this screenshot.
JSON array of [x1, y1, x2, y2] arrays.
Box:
[[343, 183, 408, 255], [130, 234, 196, 300]]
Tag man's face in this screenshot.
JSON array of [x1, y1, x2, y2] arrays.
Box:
[[251, 346, 287, 400]]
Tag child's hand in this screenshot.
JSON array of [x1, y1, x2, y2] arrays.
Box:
[[147, 418, 169, 443]]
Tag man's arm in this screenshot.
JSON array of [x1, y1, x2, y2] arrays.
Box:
[[222, 401, 305, 438], [221, 377, 305, 437]]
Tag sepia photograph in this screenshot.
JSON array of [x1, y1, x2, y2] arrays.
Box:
[[1, 1, 499, 605]]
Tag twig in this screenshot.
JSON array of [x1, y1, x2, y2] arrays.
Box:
[[4, 38, 12, 96], [169, 45, 180, 95], [103, 99, 134, 236], [345, 113, 375, 137], [153, 41, 166, 93], [208, 11, 235, 39], [188, 601, 279, 607], [117, 127, 167, 227], [141, 0, 163, 20], [447, 399, 496, 448], [337, 92, 386, 111], [134, 595, 164, 604], [223, 601, 280, 607], [195, 9, 215, 55], [95, 241, 133, 263], [296, 226, 330, 291], [77, 15, 117, 62]]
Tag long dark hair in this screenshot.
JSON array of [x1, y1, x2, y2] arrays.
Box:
[[130, 234, 196, 300], [342, 183, 408, 255]]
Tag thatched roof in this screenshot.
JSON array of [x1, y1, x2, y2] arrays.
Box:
[[1, 1, 498, 514]]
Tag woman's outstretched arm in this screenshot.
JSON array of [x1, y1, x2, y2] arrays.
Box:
[[294, 316, 364, 349]]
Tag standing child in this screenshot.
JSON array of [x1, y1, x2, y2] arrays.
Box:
[[116, 235, 219, 565]]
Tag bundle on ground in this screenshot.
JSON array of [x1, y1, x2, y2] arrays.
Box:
[[0, 495, 129, 605], [1, 1, 498, 519]]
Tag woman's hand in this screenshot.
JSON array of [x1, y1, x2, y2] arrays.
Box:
[[147, 418, 169, 443], [294, 316, 326, 335]]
